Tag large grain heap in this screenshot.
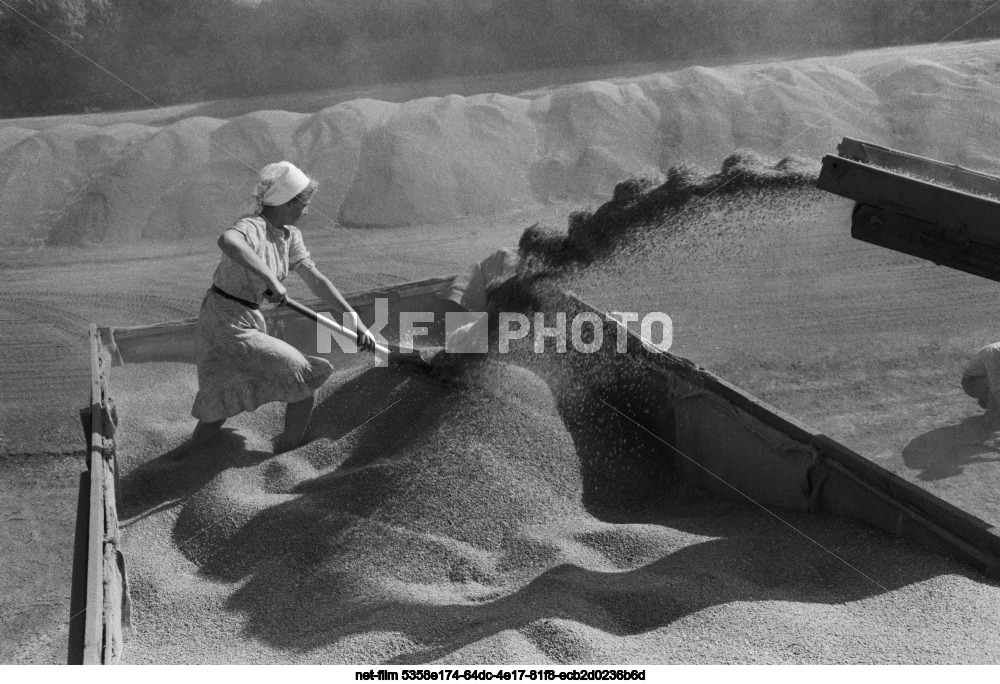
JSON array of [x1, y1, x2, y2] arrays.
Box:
[[115, 275, 1000, 662], [6, 44, 1000, 246]]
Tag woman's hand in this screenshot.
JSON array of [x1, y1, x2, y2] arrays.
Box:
[[264, 281, 287, 304], [357, 327, 377, 353]]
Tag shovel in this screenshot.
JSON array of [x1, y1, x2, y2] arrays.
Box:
[[277, 296, 439, 370]]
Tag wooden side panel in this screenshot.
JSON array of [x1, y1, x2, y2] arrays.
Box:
[[100, 358, 124, 664], [560, 291, 1000, 579], [673, 389, 817, 512], [83, 325, 105, 665], [81, 325, 127, 665]]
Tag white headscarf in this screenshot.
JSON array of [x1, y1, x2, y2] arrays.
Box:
[[251, 161, 311, 210]]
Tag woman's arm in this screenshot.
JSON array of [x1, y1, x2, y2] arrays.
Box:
[[297, 264, 376, 349], [218, 229, 285, 299], [297, 264, 353, 315]]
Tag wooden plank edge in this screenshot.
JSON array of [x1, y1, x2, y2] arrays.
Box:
[[66, 469, 90, 664], [838, 137, 1000, 185], [98, 326, 125, 663], [83, 325, 104, 664], [817, 155, 1000, 214]]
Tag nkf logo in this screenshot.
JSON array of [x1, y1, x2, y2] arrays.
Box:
[[317, 298, 672, 363]]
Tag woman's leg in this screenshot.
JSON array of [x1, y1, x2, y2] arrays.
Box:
[[173, 419, 225, 460], [191, 419, 225, 445], [275, 395, 315, 453]]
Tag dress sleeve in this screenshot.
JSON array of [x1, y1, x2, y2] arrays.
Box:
[[287, 227, 316, 271], [229, 216, 264, 255]]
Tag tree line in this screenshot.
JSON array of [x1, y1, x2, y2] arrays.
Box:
[[2, 0, 999, 118]]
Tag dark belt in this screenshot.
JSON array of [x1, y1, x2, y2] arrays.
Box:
[[210, 284, 259, 310]]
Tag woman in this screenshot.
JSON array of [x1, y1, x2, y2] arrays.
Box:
[[189, 161, 376, 453]]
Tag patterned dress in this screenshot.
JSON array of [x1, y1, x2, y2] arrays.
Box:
[[191, 215, 334, 422]]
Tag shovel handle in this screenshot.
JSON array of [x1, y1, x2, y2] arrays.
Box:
[[275, 294, 391, 361]]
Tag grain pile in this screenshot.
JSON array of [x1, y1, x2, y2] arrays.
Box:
[[116, 332, 1000, 663], [6, 43, 1000, 245], [517, 150, 818, 267]]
